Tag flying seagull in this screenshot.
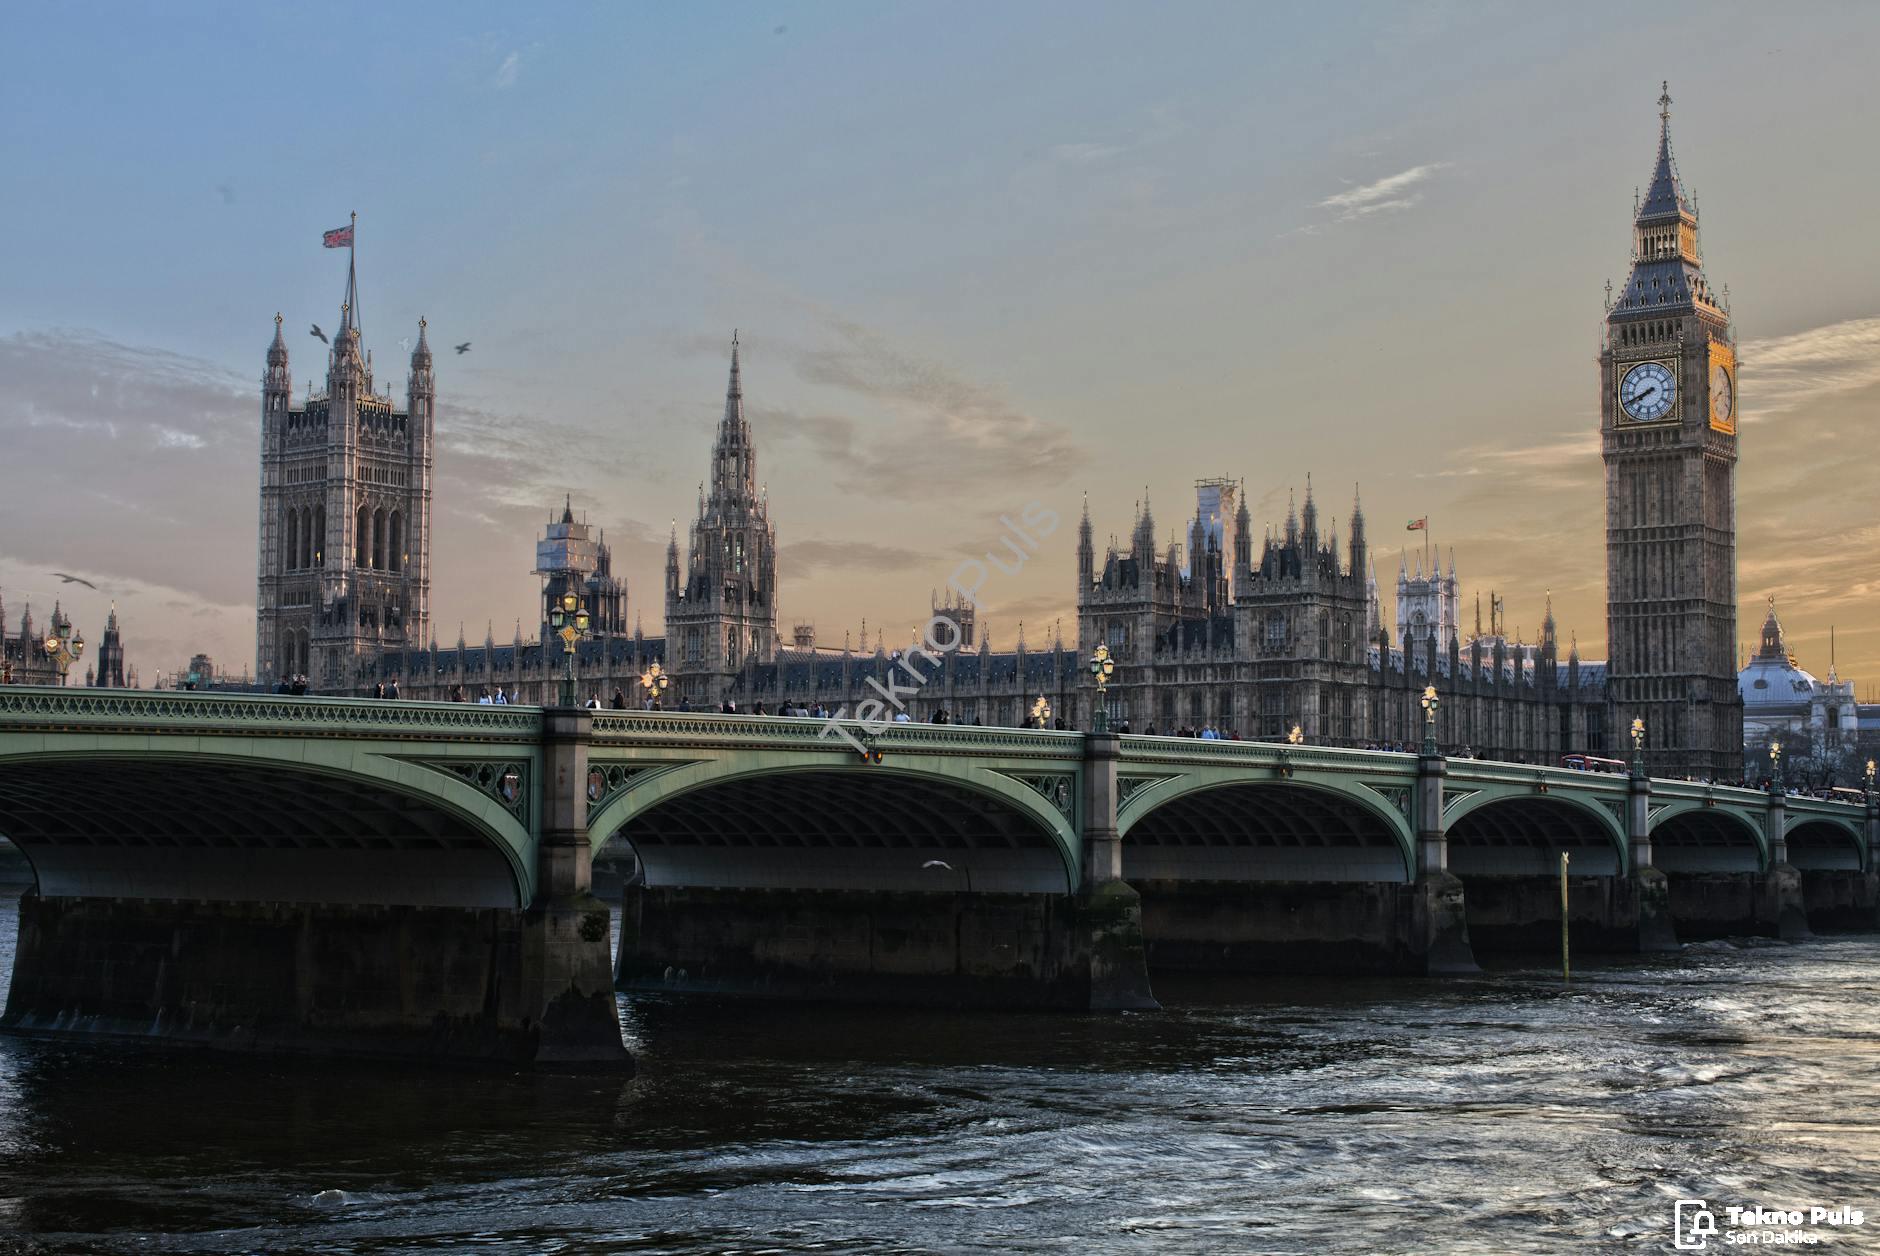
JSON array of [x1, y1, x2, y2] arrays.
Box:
[[454, 342, 471, 355], [310, 323, 329, 344], [51, 573, 98, 590], [397, 336, 412, 353]]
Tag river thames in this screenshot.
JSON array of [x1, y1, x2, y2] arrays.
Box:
[[0, 897, 1875, 1254]]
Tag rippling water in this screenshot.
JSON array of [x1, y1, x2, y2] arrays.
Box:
[[1, 894, 1877, 1254]]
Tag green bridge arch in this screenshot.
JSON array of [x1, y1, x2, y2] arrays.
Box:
[[1116, 771, 1418, 882], [587, 755, 1083, 894], [0, 740, 537, 907]]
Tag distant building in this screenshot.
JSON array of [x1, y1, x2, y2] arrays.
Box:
[[91, 603, 126, 687], [1739, 600, 1859, 763], [0, 593, 65, 685]]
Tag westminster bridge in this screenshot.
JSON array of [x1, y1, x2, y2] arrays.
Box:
[[0, 687, 1874, 1067]]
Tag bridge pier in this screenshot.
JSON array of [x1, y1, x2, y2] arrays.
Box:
[[1414, 750, 1477, 974], [1763, 792, 1810, 941], [1626, 774, 1679, 952]]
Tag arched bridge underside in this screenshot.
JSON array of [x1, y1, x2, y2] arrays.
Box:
[[1652, 809, 1767, 874], [604, 769, 1075, 894], [1121, 782, 1412, 883], [0, 757, 525, 908], [1788, 819, 1866, 872], [1447, 796, 1624, 877]]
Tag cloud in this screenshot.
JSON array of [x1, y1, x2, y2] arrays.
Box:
[[761, 318, 1084, 498], [778, 540, 925, 577], [1316, 163, 1450, 223], [493, 50, 519, 89], [1738, 317, 1880, 425]]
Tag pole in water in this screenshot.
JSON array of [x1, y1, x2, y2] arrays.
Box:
[[1559, 850, 1570, 983]]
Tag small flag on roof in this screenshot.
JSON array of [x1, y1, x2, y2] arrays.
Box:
[[1406, 517, 1427, 531], [322, 225, 354, 249]]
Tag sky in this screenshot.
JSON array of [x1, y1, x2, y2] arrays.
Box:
[[1, 2, 1876, 693]]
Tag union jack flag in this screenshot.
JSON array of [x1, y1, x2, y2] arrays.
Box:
[[1406, 517, 1427, 531], [322, 225, 354, 248]]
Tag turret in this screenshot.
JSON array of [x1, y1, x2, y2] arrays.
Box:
[[1077, 492, 1094, 589], [1233, 488, 1252, 592], [1348, 484, 1367, 579], [1300, 475, 1319, 555], [665, 520, 680, 603], [264, 313, 291, 412]]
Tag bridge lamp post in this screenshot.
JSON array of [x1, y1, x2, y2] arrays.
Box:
[[1418, 685, 1439, 756], [1866, 758, 1876, 800], [1768, 741, 1783, 795], [548, 591, 591, 708], [42, 621, 85, 686], [1287, 724, 1304, 746], [640, 660, 671, 710], [1089, 645, 1115, 734], [1629, 717, 1646, 779], [1031, 695, 1051, 729]]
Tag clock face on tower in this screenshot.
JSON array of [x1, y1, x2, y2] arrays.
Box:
[[1620, 361, 1676, 422], [1710, 363, 1734, 424]]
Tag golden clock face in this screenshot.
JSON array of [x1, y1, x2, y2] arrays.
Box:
[[1710, 363, 1734, 424]]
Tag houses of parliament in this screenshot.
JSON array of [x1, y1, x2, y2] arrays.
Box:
[[253, 88, 1748, 778]]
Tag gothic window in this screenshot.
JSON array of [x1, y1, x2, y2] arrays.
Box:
[[1265, 613, 1285, 648], [726, 627, 740, 666], [1107, 621, 1126, 651], [313, 505, 325, 565], [284, 510, 298, 572], [372, 508, 386, 570], [356, 506, 370, 567], [388, 512, 402, 573], [1318, 611, 1330, 657]]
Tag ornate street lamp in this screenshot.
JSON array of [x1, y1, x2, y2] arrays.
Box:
[[1768, 741, 1783, 794], [1629, 717, 1646, 778], [1031, 695, 1051, 728], [1287, 724, 1304, 746], [639, 659, 671, 710], [548, 590, 591, 708], [1418, 684, 1440, 756], [42, 619, 86, 686], [1089, 644, 1115, 734], [1866, 758, 1877, 799]]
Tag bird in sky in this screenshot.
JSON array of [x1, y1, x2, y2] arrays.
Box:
[[397, 336, 412, 353], [310, 324, 328, 344], [50, 573, 98, 590], [454, 342, 471, 355]]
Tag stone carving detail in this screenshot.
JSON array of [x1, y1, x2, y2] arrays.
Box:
[[1117, 775, 1177, 808], [423, 760, 530, 824], [584, 763, 666, 815], [1366, 784, 1413, 821], [998, 771, 1074, 819]]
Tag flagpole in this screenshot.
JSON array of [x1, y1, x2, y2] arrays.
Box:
[[350, 210, 358, 328]]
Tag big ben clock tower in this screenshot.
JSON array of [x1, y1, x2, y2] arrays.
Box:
[[1602, 83, 1742, 779]]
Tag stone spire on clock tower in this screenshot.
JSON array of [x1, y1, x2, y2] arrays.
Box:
[[1601, 82, 1742, 778]]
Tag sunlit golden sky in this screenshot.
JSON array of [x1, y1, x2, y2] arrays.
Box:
[[2, 4, 1876, 693]]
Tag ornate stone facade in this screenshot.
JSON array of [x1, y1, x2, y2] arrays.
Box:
[[663, 335, 779, 708], [256, 250, 433, 691]]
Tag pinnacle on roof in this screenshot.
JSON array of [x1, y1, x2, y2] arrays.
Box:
[[267, 312, 289, 365], [412, 316, 431, 363], [1637, 81, 1691, 223], [562, 494, 575, 525]]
